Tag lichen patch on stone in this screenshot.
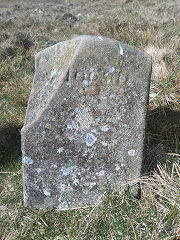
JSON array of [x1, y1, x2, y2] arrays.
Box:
[[73, 178, 79, 186], [109, 93, 116, 99], [57, 147, 64, 154], [98, 36, 103, 41], [91, 128, 97, 134], [90, 71, 96, 81], [58, 183, 66, 192], [101, 125, 109, 132], [121, 163, 126, 167], [119, 44, 124, 55], [61, 166, 74, 176], [83, 79, 89, 88], [84, 182, 97, 189], [128, 149, 136, 157], [51, 68, 57, 76], [67, 120, 78, 130], [74, 107, 88, 118], [75, 111, 94, 130], [115, 164, 121, 171], [108, 66, 115, 73], [96, 170, 105, 177], [22, 156, 33, 165], [43, 189, 51, 196], [86, 133, 97, 147], [36, 168, 42, 173]]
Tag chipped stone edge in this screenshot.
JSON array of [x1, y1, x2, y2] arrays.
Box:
[[21, 37, 84, 135]]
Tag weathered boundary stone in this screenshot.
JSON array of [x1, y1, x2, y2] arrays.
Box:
[[21, 35, 151, 210]]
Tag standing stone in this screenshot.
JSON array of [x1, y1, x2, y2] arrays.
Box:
[[21, 35, 151, 210]]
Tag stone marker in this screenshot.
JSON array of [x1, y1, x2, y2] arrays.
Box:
[[21, 35, 151, 210]]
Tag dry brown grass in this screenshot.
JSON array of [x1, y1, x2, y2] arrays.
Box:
[[0, 162, 179, 240]]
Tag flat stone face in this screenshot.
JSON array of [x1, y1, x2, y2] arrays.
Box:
[[21, 35, 151, 210]]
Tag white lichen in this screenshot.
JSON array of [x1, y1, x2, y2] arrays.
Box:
[[121, 163, 126, 167], [128, 149, 136, 157], [59, 183, 66, 192], [89, 182, 97, 189], [61, 166, 74, 176], [101, 96, 107, 100], [36, 168, 42, 173], [91, 128, 97, 134], [50, 67, 57, 79], [22, 156, 33, 165], [83, 79, 89, 88], [96, 170, 105, 177], [67, 120, 78, 130], [101, 125, 109, 132], [84, 182, 97, 189], [90, 71, 96, 81], [119, 44, 124, 55], [100, 141, 108, 147], [86, 133, 97, 147], [43, 189, 51, 196], [73, 178, 79, 186], [74, 107, 88, 118], [109, 93, 116, 99], [115, 164, 121, 171], [98, 36, 103, 41], [57, 147, 64, 154], [108, 66, 115, 73]]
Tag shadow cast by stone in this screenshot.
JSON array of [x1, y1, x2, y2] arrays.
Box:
[[142, 106, 180, 175], [0, 126, 21, 169]]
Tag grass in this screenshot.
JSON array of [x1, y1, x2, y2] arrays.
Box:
[[0, 0, 180, 239], [0, 161, 179, 239]]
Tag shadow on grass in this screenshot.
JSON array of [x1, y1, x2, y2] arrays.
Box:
[[142, 106, 180, 175], [0, 125, 21, 171]]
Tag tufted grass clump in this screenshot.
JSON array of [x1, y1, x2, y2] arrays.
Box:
[[0, 160, 179, 239]]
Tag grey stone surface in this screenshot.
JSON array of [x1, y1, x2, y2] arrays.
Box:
[[21, 35, 151, 210]]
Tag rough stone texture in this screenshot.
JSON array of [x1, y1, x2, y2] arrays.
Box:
[[21, 35, 151, 210]]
